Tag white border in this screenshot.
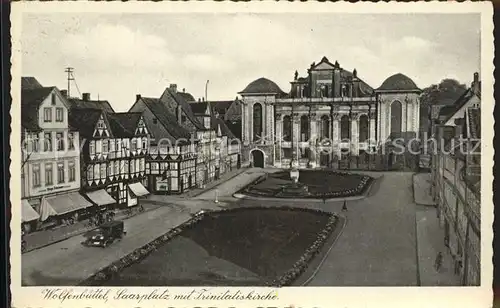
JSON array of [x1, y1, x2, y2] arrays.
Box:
[[10, 2, 494, 308]]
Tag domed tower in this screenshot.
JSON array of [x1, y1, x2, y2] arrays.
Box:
[[375, 73, 421, 142], [238, 77, 286, 168]]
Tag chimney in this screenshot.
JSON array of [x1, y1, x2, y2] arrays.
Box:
[[136, 94, 141, 101], [471, 72, 480, 93], [60, 90, 68, 97], [82, 93, 91, 101], [169, 84, 177, 93], [183, 88, 185, 93], [198, 98, 201, 102]]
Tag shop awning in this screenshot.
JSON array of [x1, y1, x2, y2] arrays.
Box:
[[22, 199, 40, 222], [45, 192, 93, 216], [86, 189, 116, 206], [128, 182, 150, 197]]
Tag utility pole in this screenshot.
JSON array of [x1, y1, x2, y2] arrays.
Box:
[[65, 67, 74, 97]]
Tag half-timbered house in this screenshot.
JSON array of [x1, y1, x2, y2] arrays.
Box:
[[129, 95, 197, 194]]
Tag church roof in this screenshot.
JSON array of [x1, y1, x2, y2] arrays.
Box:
[[376, 73, 420, 92], [238, 77, 286, 95]]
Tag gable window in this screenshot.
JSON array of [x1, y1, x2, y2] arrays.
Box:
[[68, 133, 75, 150], [56, 107, 64, 122], [45, 163, 53, 186], [57, 162, 65, 184], [32, 164, 41, 188], [43, 108, 52, 122], [44, 133, 52, 152], [181, 115, 187, 123], [68, 161, 76, 182], [97, 120, 104, 129], [51, 93, 56, 106], [56, 132, 64, 151]]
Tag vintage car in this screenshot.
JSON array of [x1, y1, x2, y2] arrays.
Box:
[[84, 220, 126, 248]]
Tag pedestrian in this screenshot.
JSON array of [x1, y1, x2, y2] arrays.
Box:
[[342, 200, 348, 212], [435, 252, 443, 272]]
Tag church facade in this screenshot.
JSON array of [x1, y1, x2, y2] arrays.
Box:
[[239, 57, 421, 168]]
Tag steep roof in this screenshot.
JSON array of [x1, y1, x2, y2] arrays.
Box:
[[67, 98, 115, 113], [441, 88, 478, 123], [376, 73, 420, 92], [177, 92, 195, 102], [106, 113, 143, 138], [210, 100, 235, 115], [68, 108, 104, 138], [139, 97, 192, 142], [21, 77, 43, 90], [21, 87, 55, 131], [189, 102, 209, 115], [239, 77, 286, 95], [160, 88, 205, 130]]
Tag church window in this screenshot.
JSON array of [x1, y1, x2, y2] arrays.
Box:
[[283, 115, 292, 142], [300, 115, 309, 142], [341, 115, 350, 139], [359, 115, 369, 142], [321, 115, 330, 139], [253, 103, 263, 142], [391, 101, 402, 134]]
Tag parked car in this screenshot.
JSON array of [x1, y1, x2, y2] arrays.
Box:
[[84, 220, 126, 248]]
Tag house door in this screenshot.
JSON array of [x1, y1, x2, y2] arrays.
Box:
[[251, 150, 264, 168], [320, 153, 330, 167]]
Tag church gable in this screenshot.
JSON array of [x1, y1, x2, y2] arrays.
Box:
[[313, 61, 335, 70]]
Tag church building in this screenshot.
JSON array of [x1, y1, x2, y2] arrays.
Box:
[[239, 56, 421, 168]]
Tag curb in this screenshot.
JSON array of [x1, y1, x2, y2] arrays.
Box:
[[232, 175, 380, 203], [300, 215, 348, 286], [412, 173, 437, 207], [22, 205, 164, 254]]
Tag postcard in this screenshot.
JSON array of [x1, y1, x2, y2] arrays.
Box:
[[10, 1, 493, 308]]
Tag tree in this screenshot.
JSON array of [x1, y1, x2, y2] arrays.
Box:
[[419, 78, 468, 135]]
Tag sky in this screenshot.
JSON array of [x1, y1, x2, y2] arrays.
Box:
[[21, 13, 481, 112]]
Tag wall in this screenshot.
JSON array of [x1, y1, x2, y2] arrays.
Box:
[[377, 92, 420, 141]]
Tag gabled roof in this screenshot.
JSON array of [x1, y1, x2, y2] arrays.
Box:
[[21, 77, 43, 90], [376, 73, 420, 92], [210, 100, 234, 115], [68, 108, 105, 138], [177, 92, 195, 102], [441, 88, 478, 124], [160, 88, 205, 130], [67, 98, 115, 113], [21, 87, 56, 131], [106, 113, 142, 138], [139, 97, 192, 142], [239, 77, 286, 95]]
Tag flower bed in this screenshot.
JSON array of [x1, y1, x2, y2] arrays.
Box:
[[239, 170, 373, 199], [79, 206, 339, 286]]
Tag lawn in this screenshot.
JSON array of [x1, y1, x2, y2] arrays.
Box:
[[86, 207, 336, 286], [241, 170, 373, 198]]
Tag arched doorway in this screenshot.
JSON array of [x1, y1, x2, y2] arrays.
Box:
[[251, 150, 265, 168], [391, 101, 402, 134]]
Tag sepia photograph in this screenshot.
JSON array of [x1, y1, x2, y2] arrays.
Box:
[[9, 2, 493, 308]]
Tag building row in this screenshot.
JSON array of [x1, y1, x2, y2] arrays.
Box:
[[20, 77, 242, 233], [430, 72, 481, 285]]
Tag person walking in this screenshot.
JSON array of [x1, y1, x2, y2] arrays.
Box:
[[435, 251, 443, 272], [342, 200, 348, 212]]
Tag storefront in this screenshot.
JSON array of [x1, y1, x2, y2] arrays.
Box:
[[86, 189, 117, 213], [39, 192, 93, 224], [127, 182, 150, 207], [21, 199, 40, 233]]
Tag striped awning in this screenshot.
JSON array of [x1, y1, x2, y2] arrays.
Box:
[[45, 192, 93, 216], [128, 182, 150, 197], [22, 199, 40, 222], [86, 189, 116, 206]]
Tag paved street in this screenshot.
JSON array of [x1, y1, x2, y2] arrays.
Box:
[[23, 169, 460, 286]]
